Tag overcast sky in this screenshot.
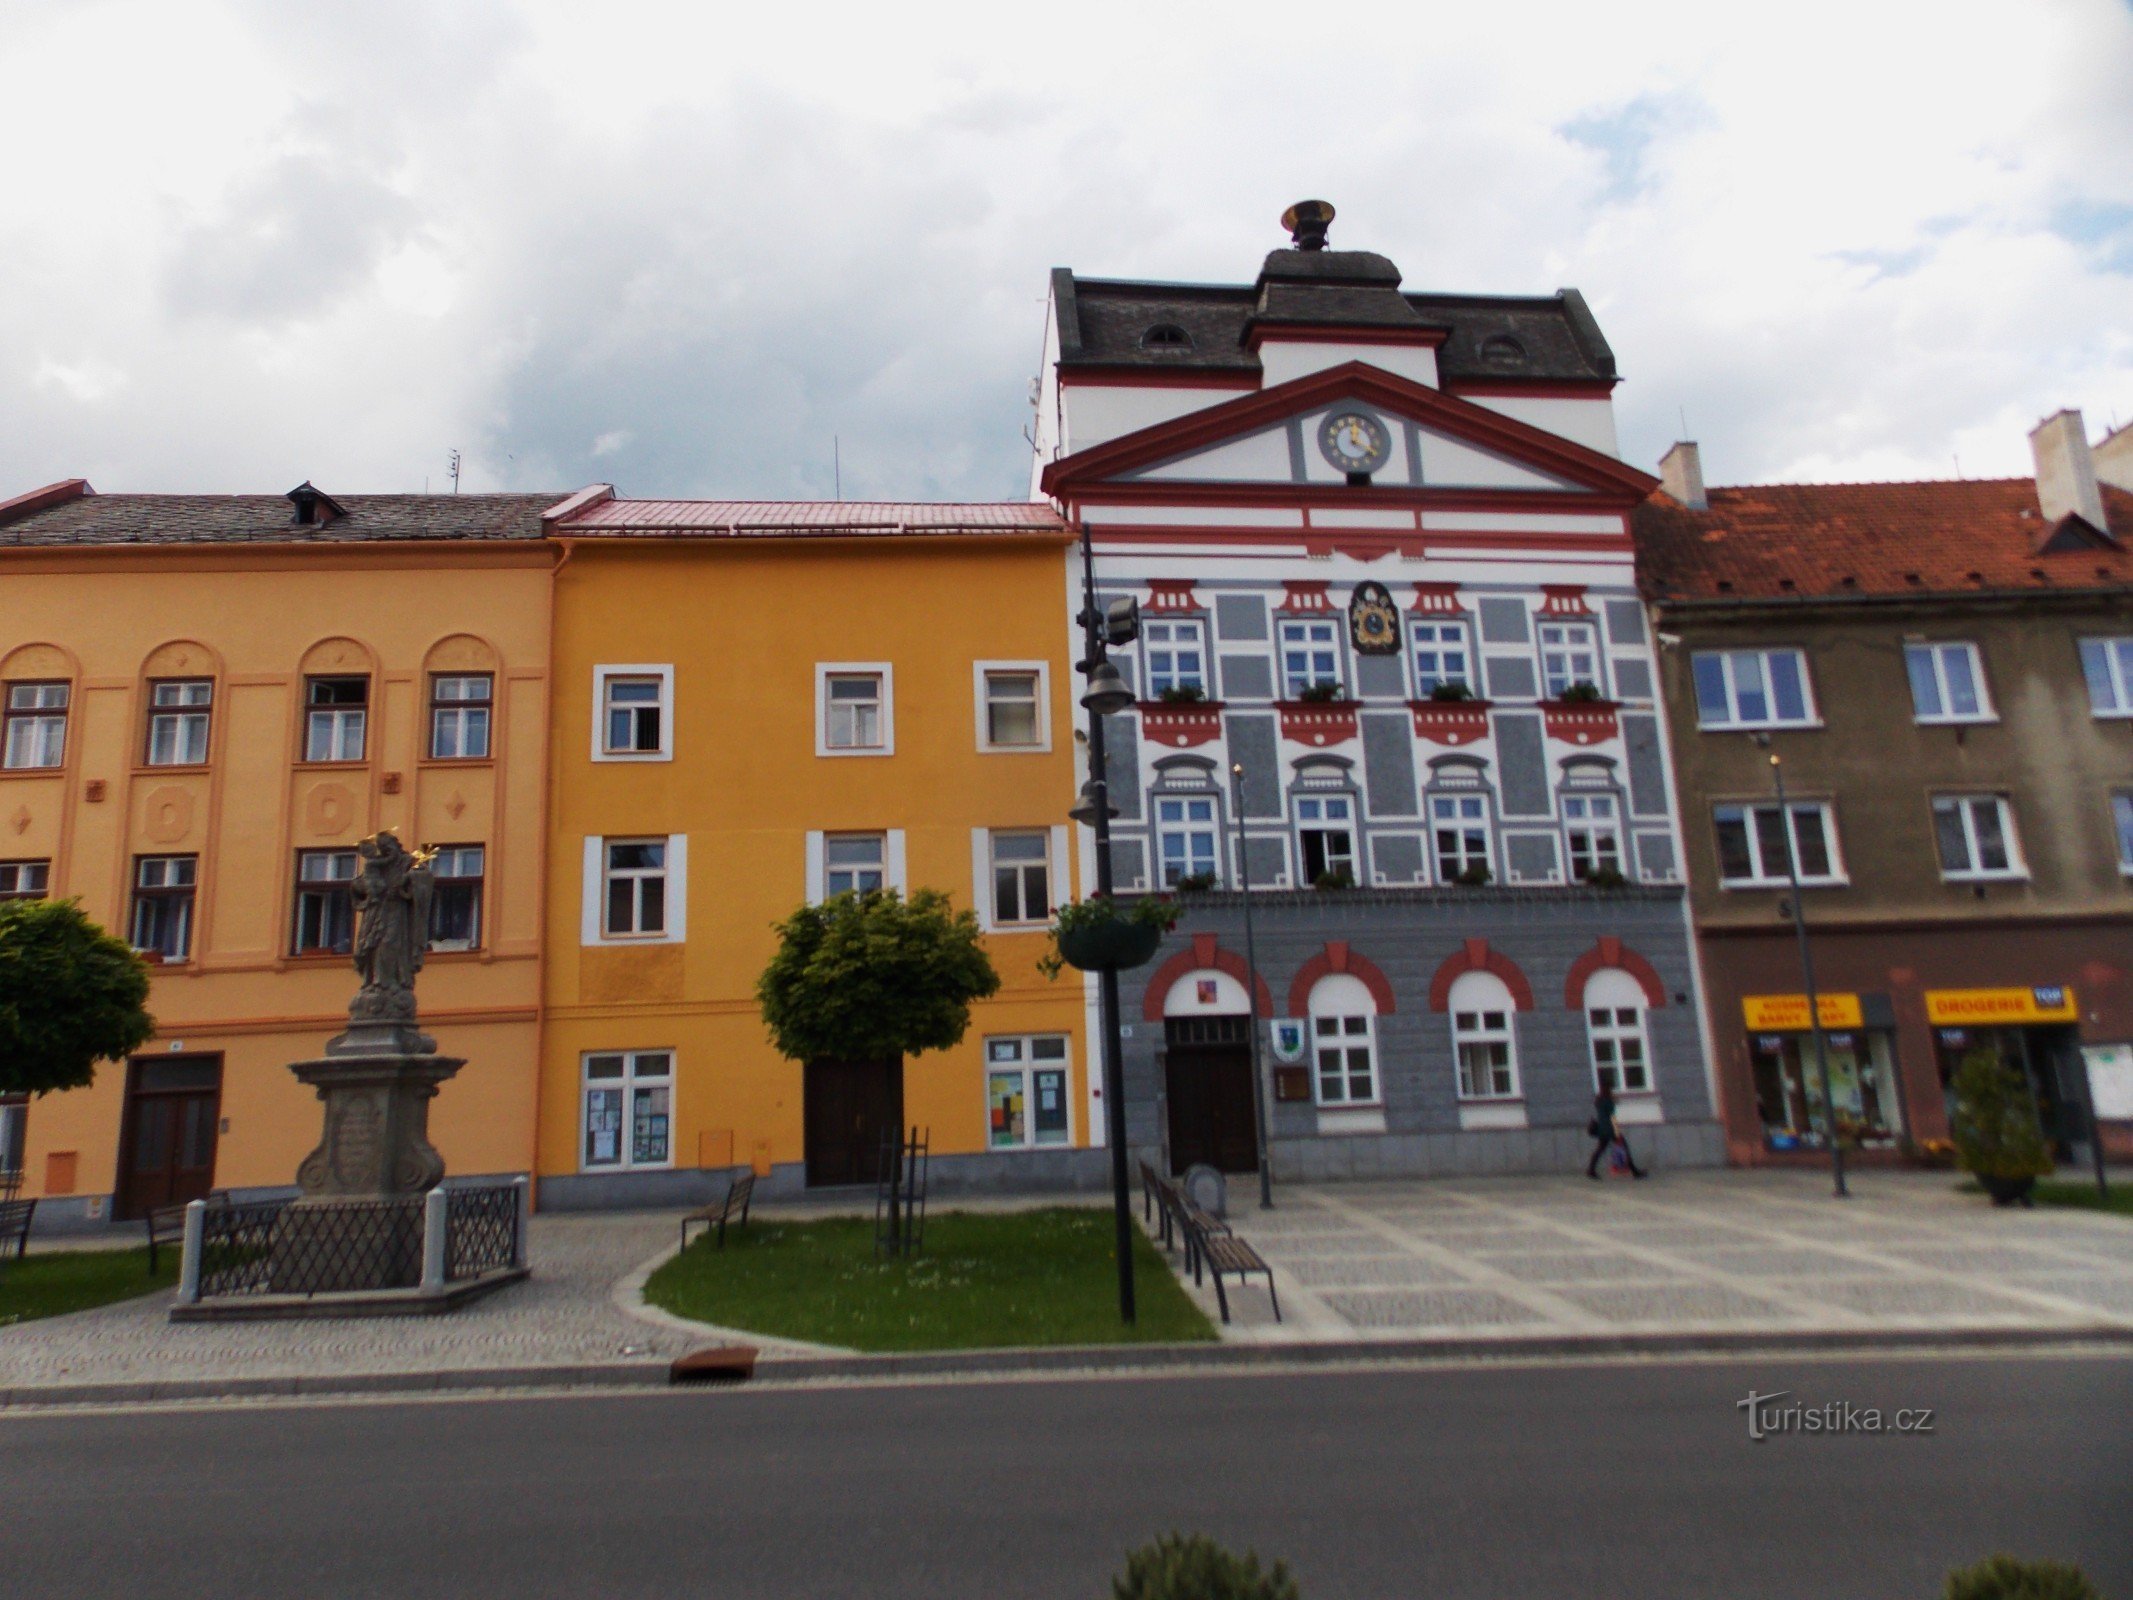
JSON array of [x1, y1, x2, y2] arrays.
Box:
[[5, 0, 2130, 503]]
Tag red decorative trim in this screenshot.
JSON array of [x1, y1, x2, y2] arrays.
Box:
[[1427, 939, 1535, 1013], [1058, 367, 1261, 391], [1136, 700, 1226, 748], [1067, 480, 1645, 515], [1407, 699, 1491, 746], [1246, 323, 1449, 350], [1142, 931, 1274, 1021], [1408, 582, 1463, 615], [1288, 940, 1399, 1017], [1441, 378, 1620, 398], [1563, 937, 1668, 1010], [1276, 580, 1334, 614], [1537, 584, 1592, 617], [1539, 700, 1619, 746], [1084, 526, 1635, 559], [1143, 579, 1201, 613], [1275, 701, 1360, 747], [1042, 360, 1660, 501]]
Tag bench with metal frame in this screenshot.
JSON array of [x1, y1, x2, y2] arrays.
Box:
[[1176, 1201, 1280, 1325], [0, 1196, 35, 1274], [680, 1170, 756, 1252], [147, 1190, 230, 1274]]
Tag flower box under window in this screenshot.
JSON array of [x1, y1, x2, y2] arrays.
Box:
[[1274, 699, 1360, 747], [1136, 699, 1226, 749], [1539, 698, 1619, 746], [1407, 698, 1491, 746]]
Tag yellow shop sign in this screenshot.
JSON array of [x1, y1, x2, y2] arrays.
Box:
[[1741, 993, 1864, 1031], [1924, 987, 2079, 1026]]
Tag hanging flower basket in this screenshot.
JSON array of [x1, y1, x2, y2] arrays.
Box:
[[1044, 896, 1180, 975]]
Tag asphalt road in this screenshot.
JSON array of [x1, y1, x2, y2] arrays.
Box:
[[3, 1354, 2129, 1599]]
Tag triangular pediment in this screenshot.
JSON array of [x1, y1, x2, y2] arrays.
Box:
[[1042, 361, 1657, 504]]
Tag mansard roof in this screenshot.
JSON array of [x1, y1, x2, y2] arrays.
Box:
[[0, 483, 561, 547]]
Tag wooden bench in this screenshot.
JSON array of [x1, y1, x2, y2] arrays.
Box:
[[146, 1190, 230, 1274], [1177, 1202, 1279, 1325], [1, 1195, 34, 1260], [680, 1170, 756, 1252]]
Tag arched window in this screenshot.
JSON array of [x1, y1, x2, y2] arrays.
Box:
[[1448, 970, 1519, 1100], [1480, 334, 1527, 368], [1308, 973, 1378, 1106], [1140, 323, 1193, 351], [1583, 968, 1653, 1094]]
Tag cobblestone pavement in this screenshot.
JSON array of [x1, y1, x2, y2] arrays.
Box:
[[1163, 1169, 2133, 1343]]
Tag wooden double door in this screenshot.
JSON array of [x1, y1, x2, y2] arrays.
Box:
[[1164, 1016, 1260, 1175], [116, 1055, 223, 1220], [803, 1058, 902, 1187]]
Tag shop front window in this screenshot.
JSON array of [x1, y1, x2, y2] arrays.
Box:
[[1749, 1030, 1902, 1150]]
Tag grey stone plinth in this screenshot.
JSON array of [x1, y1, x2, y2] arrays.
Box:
[[290, 1047, 464, 1198]]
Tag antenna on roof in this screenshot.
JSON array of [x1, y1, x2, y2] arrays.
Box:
[[1678, 406, 1689, 438], [1953, 453, 1962, 479], [447, 449, 462, 495], [834, 436, 842, 502]]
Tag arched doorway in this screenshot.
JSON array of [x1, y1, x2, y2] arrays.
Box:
[[1162, 968, 1259, 1175]]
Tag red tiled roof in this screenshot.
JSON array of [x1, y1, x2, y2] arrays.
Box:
[[558, 499, 1068, 537], [1632, 478, 2133, 604]]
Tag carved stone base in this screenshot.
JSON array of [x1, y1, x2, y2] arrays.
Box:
[[290, 1048, 465, 1199]]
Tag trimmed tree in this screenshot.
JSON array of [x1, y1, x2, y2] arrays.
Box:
[[0, 899, 156, 1098]]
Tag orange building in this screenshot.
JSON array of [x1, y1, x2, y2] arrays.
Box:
[[0, 480, 567, 1229]]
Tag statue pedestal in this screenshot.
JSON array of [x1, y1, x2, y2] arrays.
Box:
[[274, 1021, 465, 1294]]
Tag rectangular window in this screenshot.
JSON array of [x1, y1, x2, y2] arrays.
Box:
[[1295, 793, 1355, 884], [145, 680, 212, 766], [129, 855, 197, 961], [1429, 791, 1491, 882], [1713, 802, 1841, 886], [821, 669, 888, 753], [1278, 619, 1342, 700], [981, 669, 1043, 749], [2081, 637, 2133, 716], [1933, 795, 2024, 880], [2114, 793, 2133, 876], [602, 839, 668, 936], [1905, 642, 1992, 723], [0, 860, 49, 900], [1143, 619, 1208, 698], [1155, 795, 1220, 887], [989, 831, 1051, 926], [1690, 649, 1814, 729], [985, 1035, 1071, 1150], [1453, 1008, 1519, 1099], [1562, 791, 1623, 881], [601, 674, 665, 756], [1409, 619, 1473, 697], [292, 849, 358, 954], [303, 676, 368, 763], [1587, 1006, 1652, 1094], [824, 833, 887, 898], [581, 1050, 672, 1170], [1538, 621, 1602, 700], [3, 683, 69, 769], [429, 674, 493, 759], [426, 844, 485, 950], [1313, 1013, 1377, 1106]]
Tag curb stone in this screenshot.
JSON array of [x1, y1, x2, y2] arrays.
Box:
[[4, 1323, 2131, 1411]]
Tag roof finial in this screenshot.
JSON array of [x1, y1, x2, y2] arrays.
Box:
[[1281, 199, 1335, 251]]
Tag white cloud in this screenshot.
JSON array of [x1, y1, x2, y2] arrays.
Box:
[[1, 0, 2128, 499]]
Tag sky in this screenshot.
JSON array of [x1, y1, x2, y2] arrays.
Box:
[[3, 0, 2130, 502]]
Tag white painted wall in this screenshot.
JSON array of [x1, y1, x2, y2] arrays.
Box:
[[1063, 384, 1260, 452], [1136, 427, 1292, 482], [1461, 394, 1621, 459], [1260, 341, 1438, 388]]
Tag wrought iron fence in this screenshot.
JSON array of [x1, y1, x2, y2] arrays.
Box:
[[445, 1183, 520, 1280], [197, 1195, 426, 1297]]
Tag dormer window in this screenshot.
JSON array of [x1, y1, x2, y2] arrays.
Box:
[[1140, 324, 1193, 352], [1480, 335, 1527, 368], [285, 481, 347, 528]]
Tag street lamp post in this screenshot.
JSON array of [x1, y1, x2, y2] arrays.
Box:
[[1229, 762, 1275, 1211], [1764, 745, 1848, 1200]]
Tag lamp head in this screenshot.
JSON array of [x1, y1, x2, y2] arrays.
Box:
[[1081, 660, 1134, 717]]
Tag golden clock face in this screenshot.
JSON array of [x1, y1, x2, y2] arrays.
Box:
[[1349, 582, 1401, 655], [1318, 410, 1392, 475]]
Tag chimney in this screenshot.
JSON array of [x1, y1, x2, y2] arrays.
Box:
[[2095, 420, 2133, 495], [1658, 441, 1707, 511], [1281, 199, 1335, 251], [2029, 409, 2106, 529]]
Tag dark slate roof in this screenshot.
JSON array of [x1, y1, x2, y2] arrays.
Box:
[[0, 490, 561, 547], [1632, 479, 2133, 605]]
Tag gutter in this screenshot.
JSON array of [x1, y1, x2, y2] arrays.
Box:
[[1648, 582, 2133, 618]]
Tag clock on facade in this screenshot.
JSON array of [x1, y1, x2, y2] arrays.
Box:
[[1349, 581, 1400, 655], [1317, 410, 1392, 476]]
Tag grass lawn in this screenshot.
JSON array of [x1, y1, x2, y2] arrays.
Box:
[[2026, 1179, 2133, 1219], [0, 1247, 177, 1328], [643, 1206, 1217, 1351]]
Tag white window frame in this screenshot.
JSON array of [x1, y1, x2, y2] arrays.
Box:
[[805, 829, 907, 903], [1409, 618, 1475, 698], [425, 844, 485, 952], [302, 676, 369, 764], [1538, 620, 1604, 701], [580, 1049, 674, 1172], [1277, 618, 1343, 700], [1561, 788, 1625, 882], [973, 661, 1051, 753], [1932, 794, 2027, 882], [3, 682, 70, 770], [1449, 971, 1521, 1101], [581, 834, 688, 945], [816, 663, 894, 757], [292, 847, 359, 954], [1154, 793, 1221, 887], [1294, 791, 1357, 884], [2113, 792, 2133, 877], [429, 673, 494, 761], [1428, 787, 1494, 884], [1690, 648, 1817, 730], [0, 860, 50, 900], [985, 1034, 1074, 1151], [1713, 801, 1845, 888], [145, 679, 212, 767], [592, 665, 674, 763], [1905, 641, 1995, 725], [1309, 974, 1380, 1108], [1584, 969, 1654, 1096], [129, 854, 197, 961], [1143, 618, 1209, 698], [2079, 636, 2133, 718]]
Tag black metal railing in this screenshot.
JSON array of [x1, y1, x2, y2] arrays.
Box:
[[445, 1183, 519, 1281], [196, 1198, 293, 1297], [197, 1195, 426, 1297]]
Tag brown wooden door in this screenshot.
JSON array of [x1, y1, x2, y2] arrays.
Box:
[[803, 1058, 903, 1187], [116, 1055, 223, 1220], [1164, 1017, 1259, 1176]]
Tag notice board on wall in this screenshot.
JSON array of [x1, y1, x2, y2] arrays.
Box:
[[2084, 1043, 2133, 1121]]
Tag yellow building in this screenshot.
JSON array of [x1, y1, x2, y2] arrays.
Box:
[[535, 496, 1092, 1206], [0, 480, 564, 1227]]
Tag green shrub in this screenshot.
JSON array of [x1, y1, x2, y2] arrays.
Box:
[[1944, 1554, 2099, 1600], [1112, 1535, 1299, 1600], [1312, 867, 1355, 891], [1949, 1053, 2054, 1182]]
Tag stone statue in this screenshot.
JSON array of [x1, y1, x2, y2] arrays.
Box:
[[348, 832, 433, 1024]]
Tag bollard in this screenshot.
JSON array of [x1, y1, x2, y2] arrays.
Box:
[[420, 1186, 448, 1292], [513, 1174, 531, 1271], [176, 1198, 206, 1305]]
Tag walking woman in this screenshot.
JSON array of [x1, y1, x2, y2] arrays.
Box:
[[1586, 1085, 1647, 1180]]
